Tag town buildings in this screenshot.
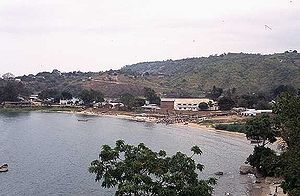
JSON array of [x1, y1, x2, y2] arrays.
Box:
[[240, 109, 272, 116], [160, 98, 218, 111]]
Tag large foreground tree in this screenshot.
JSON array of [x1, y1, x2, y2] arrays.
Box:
[[89, 140, 216, 196], [273, 92, 300, 196], [245, 92, 300, 196]]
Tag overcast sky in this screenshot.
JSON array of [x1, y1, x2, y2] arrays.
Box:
[[0, 0, 299, 76]]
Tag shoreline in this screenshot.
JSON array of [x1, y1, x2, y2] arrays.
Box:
[[71, 109, 288, 196], [72, 109, 248, 139], [1, 108, 286, 196]]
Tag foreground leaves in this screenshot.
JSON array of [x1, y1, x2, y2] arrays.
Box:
[[89, 141, 216, 196]]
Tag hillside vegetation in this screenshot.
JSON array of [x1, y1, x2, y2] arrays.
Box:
[[121, 52, 300, 96], [2, 52, 299, 98]]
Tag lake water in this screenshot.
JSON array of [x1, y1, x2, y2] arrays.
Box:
[[0, 112, 253, 196]]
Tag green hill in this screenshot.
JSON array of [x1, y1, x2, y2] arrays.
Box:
[[121, 52, 300, 96], [3, 52, 299, 99]]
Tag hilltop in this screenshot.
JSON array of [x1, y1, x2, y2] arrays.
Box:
[[2, 52, 299, 98]]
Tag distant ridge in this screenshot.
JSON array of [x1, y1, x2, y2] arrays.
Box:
[[3, 52, 299, 98], [121, 52, 300, 95]]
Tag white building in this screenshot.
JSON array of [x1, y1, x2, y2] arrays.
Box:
[[29, 95, 39, 102], [60, 98, 83, 106], [141, 104, 161, 111], [161, 98, 218, 111], [241, 109, 272, 116]]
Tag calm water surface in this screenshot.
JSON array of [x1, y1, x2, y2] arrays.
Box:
[[0, 112, 253, 196]]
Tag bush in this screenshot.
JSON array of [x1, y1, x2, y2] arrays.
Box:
[[247, 146, 281, 176], [214, 123, 245, 133]]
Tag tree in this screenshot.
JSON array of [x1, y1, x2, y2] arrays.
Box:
[[271, 85, 296, 99], [218, 97, 235, 111], [244, 93, 300, 195], [246, 146, 280, 176], [273, 92, 300, 195], [38, 89, 60, 102], [79, 89, 104, 105], [207, 86, 223, 100], [120, 93, 137, 110], [89, 140, 216, 196], [245, 115, 280, 176], [2, 72, 15, 80], [144, 87, 160, 105], [245, 114, 277, 146], [273, 92, 300, 148], [0, 81, 29, 102], [279, 148, 300, 196], [61, 91, 73, 100], [198, 102, 209, 110]]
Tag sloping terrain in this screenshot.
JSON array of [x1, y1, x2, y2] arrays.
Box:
[[10, 52, 300, 98], [121, 52, 300, 95]]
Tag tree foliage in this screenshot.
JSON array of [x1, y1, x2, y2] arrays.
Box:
[[245, 114, 277, 146], [0, 81, 30, 102], [218, 97, 235, 111], [61, 91, 73, 100], [279, 148, 300, 196], [235, 93, 270, 109], [79, 89, 104, 105], [273, 92, 300, 148], [120, 93, 138, 110], [245, 92, 300, 195], [247, 146, 280, 176], [198, 102, 209, 110], [144, 87, 160, 105], [89, 140, 216, 196], [38, 89, 61, 101], [207, 86, 223, 100], [245, 115, 280, 176], [272, 85, 296, 99], [273, 92, 300, 195]]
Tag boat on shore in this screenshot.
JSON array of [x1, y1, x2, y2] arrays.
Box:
[[0, 164, 8, 172]]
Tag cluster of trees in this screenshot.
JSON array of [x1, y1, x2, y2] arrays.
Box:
[[89, 140, 216, 196], [144, 87, 161, 105], [245, 92, 300, 195], [38, 89, 72, 102], [206, 84, 298, 111], [79, 89, 104, 106], [119, 93, 145, 110], [38, 88, 105, 106], [0, 80, 31, 103], [120, 87, 160, 110]]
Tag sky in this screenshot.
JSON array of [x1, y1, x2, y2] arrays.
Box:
[[0, 0, 299, 76]]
